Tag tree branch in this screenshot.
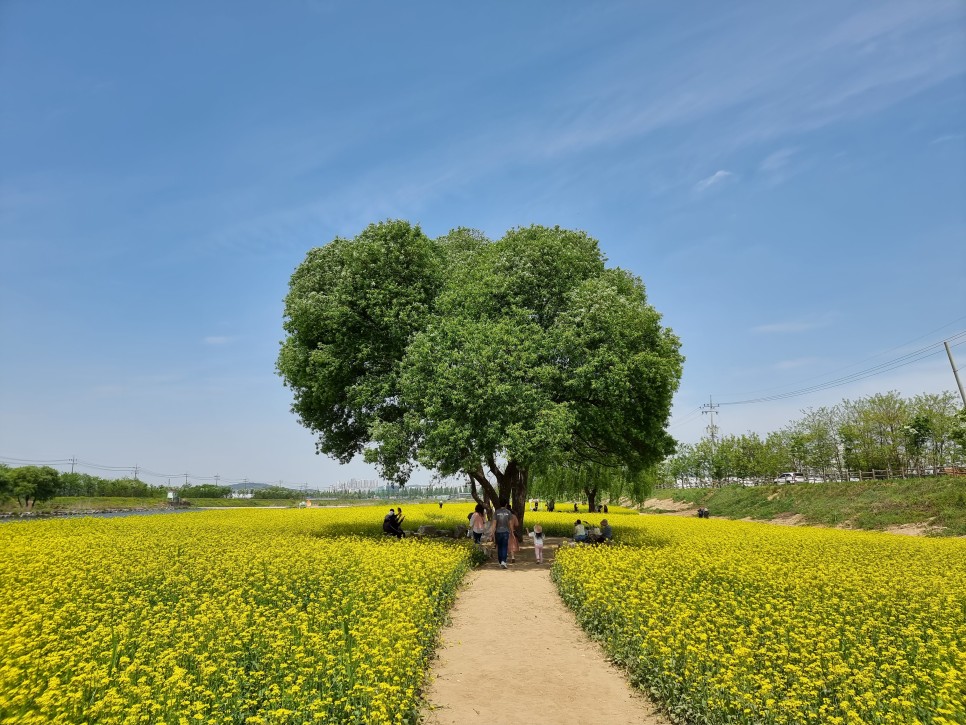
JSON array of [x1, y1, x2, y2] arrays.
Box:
[[470, 467, 499, 506], [486, 455, 505, 487], [468, 475, 483, 506]]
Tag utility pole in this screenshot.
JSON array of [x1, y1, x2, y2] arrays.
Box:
[[701, 396, 720, 448], [701, 396, 720, 484], [945, 340, 966, 407], [133, 465, 139, 481], [214, 474, 220, 487], [184, 473, 189, 486], [70, 456, 76, 474]]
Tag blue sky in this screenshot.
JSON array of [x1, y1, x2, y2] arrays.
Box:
[[2, 1, 964, 487]]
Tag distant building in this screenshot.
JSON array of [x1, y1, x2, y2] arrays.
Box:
[[331, 478, 381, 494]]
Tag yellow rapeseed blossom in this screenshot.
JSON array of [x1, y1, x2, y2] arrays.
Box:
[[552, 515, 966, 724], [0, 509, 470, 724]]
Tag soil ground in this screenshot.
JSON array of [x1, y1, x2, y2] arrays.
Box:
[[421, 537, 669, 725]]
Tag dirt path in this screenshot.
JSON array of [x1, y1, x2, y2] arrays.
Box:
[[421, 540, 669, 725]]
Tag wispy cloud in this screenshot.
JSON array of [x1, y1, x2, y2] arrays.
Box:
[[134, 0, 964, 261], [774, 357, 821, 370], [695, 170, 735, 192], [753, 320, 826, 334], [203, 336, 232, 345], [931, 133, 964, 145], [508, 0, 964, 173], [760, 147, 797, 173]]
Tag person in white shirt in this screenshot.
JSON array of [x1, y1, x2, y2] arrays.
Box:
[[573, 519, 588, 543], [527, 524, 546, 564], [470, 504, 486, 545]]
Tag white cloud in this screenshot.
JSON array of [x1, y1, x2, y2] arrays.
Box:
[[759, 147, 798, 173], [931, 134, 964, 145], [752, 320, 825, 334], [695, 170, 735, 192], [204, 336, 232, 345], [774, 357, 821, 370]]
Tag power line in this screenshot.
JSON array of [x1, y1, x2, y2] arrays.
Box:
[[720, 318, 966, 399], [667, 406, 703, 430], [0, 455, 74, 464], [0, 454, 318, 490], [719, 336, 965, 406]]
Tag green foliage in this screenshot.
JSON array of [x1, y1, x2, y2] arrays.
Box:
[[0, 465, 11, 502], [251, 486, 302, 500], [530, 461, 656, 508], [669, 391, 964, 483], [7, 465, 60, 508], [950, 407, 966, 450], [180, 484, 232, 499], [277, 220, 441, 471], [278, 221, 683, 523], [463, 541, 491, 568]]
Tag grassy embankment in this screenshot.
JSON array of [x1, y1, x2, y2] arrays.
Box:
[[645, 476, 966, 535]]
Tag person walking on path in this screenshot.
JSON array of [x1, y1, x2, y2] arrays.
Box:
[[493, 499, 513, 568], [508, 507, 521, 563], [527, 524, 546, 563], [470, 504, 486, 545]]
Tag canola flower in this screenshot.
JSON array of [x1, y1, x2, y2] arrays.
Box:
[[0, 509, 470, 724], [300, 501, 637, 540], [552, 515, 966, 725]]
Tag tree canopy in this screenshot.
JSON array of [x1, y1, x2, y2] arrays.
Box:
[[278, 221, 684, 523], [4, 465, 60, 509]]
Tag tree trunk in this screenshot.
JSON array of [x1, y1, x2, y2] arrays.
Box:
[[471, 460, 530, 536], [584, 486, 598, 514], [468, 476, 484, 506], [511, 468, 528, 541]]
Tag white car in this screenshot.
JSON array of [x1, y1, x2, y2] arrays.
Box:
[[774, 472, 805, 484]]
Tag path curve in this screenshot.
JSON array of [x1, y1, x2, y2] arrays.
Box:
[[422, 548, 669, 725]]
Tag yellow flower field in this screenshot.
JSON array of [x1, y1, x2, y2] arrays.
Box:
[[552, 515, 966, 725], [4, 502, 962, 724], [0, 510, 470, 724]]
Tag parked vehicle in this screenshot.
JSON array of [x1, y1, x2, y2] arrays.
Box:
[[774, 472, 806, 484]]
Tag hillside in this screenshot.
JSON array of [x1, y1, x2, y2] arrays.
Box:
[[644, 477, 966, 536]]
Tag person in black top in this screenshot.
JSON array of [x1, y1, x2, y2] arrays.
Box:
[[382, 508, 404, 538]]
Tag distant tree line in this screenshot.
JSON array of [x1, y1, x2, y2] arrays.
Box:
[[0, 467, 166, 508], [320, 484, 468, 500], [0, 465, 472, 509], [667, 391, 966, 485], [0, 468, 312, 508]]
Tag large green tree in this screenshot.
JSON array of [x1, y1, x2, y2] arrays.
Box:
[[7, 466, 60, 509], [278, 221, 683, 529]]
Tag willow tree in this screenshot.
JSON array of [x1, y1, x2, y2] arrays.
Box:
[[529, 461, 659, 512], [278, 220, 683, 530]]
